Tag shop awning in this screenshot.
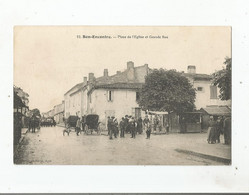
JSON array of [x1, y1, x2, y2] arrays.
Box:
[[200, 106, 231, 116], [148, 111, 168, 115]]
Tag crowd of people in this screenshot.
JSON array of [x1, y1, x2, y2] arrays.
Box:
[[27, 115, 41, 133], [66, 113, 232, 145], [107, 115, 152, 140], [207, 115, 231, 145]]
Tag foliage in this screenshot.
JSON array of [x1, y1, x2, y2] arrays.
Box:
[[212, 57, 231, 100], [138, 69, 196, 114], [31, 108, 41, 118]]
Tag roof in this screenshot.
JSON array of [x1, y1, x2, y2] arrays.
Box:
[[95, 64, 148, 85], [200, 106, 231, 116], [86, 64, 148, 94], [183, 73, 212, 81], [95, 83, 143, 90], [64, 82, 85, 96]]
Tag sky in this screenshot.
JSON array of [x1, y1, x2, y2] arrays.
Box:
[[14, 26, 231, 113]]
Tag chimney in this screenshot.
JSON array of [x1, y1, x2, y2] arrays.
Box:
[[127, 61, 134, 69], [127, 61, 135, 81], [116, 71, 121, 74], [104, 69, 108, 77], [83, 76, 87, 84], [88, 73, 94, 82], [187, 65, 196, 74]]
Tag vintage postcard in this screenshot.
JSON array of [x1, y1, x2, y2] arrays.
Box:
[[14, 26, 231, 165]]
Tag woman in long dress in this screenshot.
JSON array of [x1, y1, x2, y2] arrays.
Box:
[[207, 116, 217, 144]]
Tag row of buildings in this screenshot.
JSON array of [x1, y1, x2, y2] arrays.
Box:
[[14, 85, 30, 145], [43, 61, 231, 130]]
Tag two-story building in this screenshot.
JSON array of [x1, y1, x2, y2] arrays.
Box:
[[53, 101, 65, 124], [184, 65, 231, 109], [63, 61, 231, 130], [87, 61, 149, 126], [63, 61, 149, 128], [64, 79, 87, 118]]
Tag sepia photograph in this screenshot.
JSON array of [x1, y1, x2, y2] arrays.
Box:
[[13, 26, 231, 165]]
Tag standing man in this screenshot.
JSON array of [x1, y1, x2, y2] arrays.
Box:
[[76, 117, 81, 136], [223, 116, 231, 145], [130, 117, 136, 138], [113, 117, 118, 138], [119, 117, 125, 138], [180, 116, 187, 133], [28, 117, 32, 132], [144, 116, 151, 139], [109, 116, 114, 140], [124, 115, 129, 134], [166, 122, 170, 134], [31, 115, 36, 133], [107, 116, 112, 136], [137, 117, 143, 134]]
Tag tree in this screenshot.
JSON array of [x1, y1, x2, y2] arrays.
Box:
[[212, 57, 231, 100], [138, 69, 196, 115], [31, 108, 41, 118]]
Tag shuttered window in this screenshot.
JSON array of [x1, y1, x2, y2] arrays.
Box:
[[210, 86, 218, 99], [107, 91, 114, 102]]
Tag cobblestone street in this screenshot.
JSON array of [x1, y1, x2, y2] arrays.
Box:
[[14, 126, 231, 165]]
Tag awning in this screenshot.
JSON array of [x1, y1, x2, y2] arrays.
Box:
[[200, 106, 231, 116], [148, 111, 168, 115]]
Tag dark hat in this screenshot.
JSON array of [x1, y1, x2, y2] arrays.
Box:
[[125, 115, 128, 117], [111, 116, 115, 119]]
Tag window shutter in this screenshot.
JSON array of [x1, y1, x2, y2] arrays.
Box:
[[107, 90, 109, 101], [210, 86, 217, 99], [111, 91, 114, 101]]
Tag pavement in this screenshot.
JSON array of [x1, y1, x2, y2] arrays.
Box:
[[14, 126, 231, 165]]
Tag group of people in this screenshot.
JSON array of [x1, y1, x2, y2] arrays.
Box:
[[107, 115, 152, 140], [28, 115, 40, 133], [207, 115, 231, 145]]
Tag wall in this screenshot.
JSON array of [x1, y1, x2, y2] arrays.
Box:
[[54, 112, 64, 124], [70, 92, 81, 116], [89, 89, 144, 127], [64, 88, 82, 118], [81, 89, 88, 116], [193, 80, 231, 109]]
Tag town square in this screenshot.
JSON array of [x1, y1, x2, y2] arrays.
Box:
[[14, 26, 231, 165]]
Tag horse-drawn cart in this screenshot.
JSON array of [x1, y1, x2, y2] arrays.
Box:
[[83, 114, 101, 135], [63, 114, 101, 136], [63, 115, 78, 136]]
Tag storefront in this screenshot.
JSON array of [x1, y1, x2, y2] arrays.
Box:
[[147, 111, 168, 132], [200, 106, 231, 129], [180, 112, 202, 133]]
